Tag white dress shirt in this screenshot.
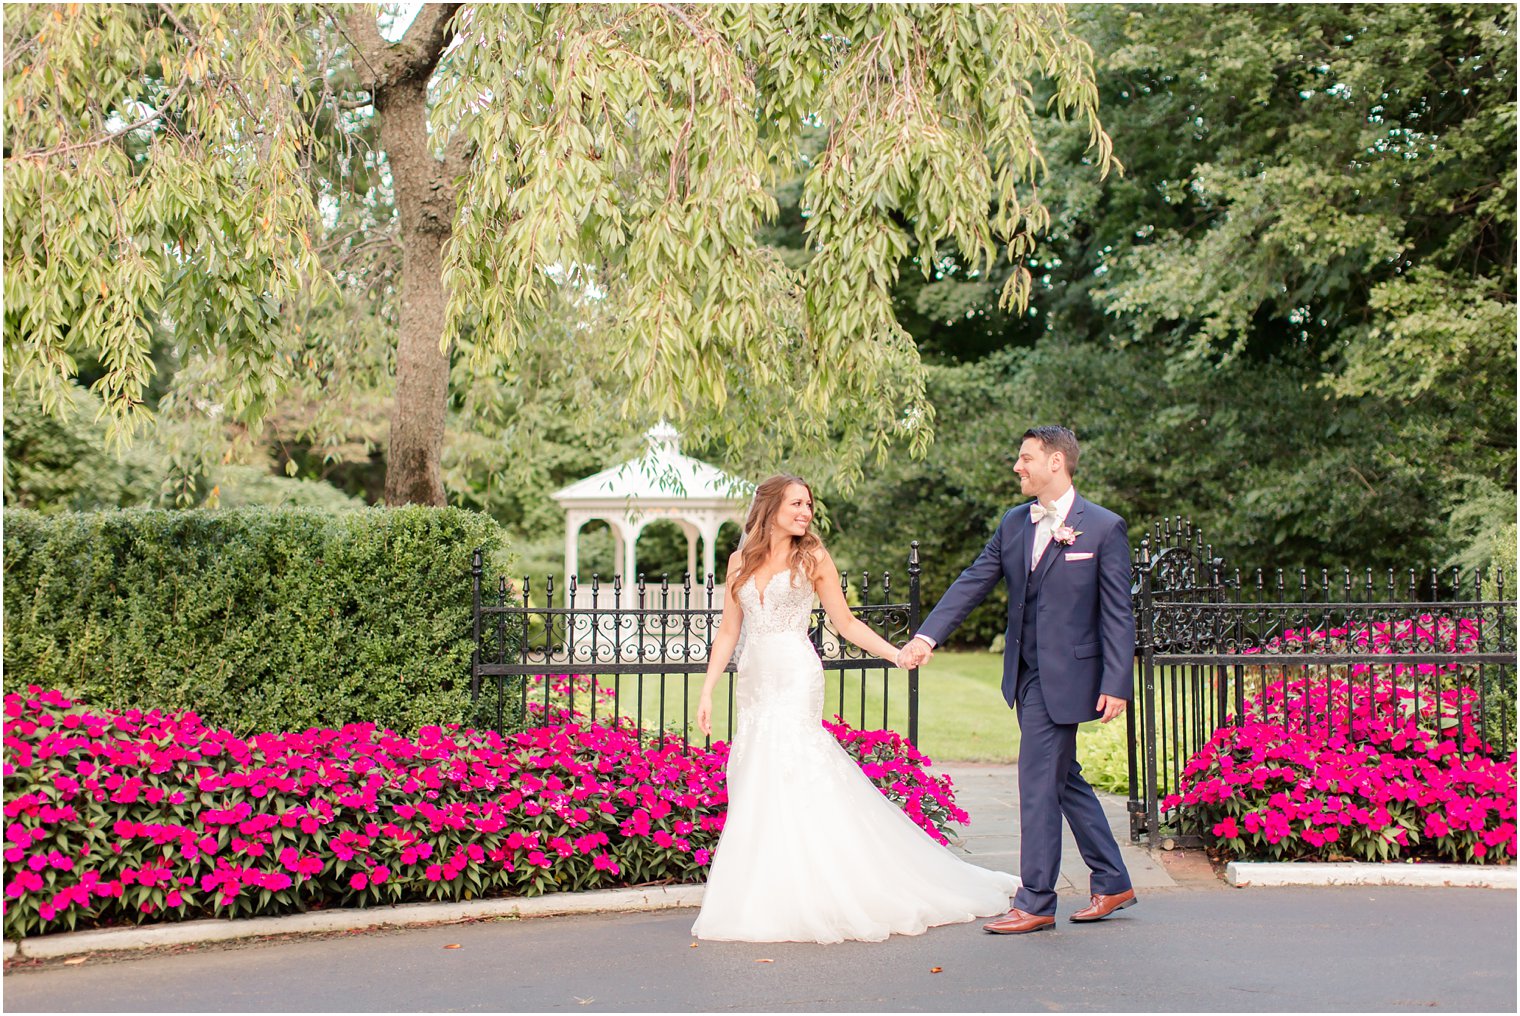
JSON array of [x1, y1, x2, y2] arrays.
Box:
[[1029, 485, 1076, 570]]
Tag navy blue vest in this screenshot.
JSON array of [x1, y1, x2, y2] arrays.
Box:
[[1018, 548, 1050, 689]]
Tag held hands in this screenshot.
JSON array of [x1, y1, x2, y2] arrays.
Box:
[[1096, 694, 1127, 723], [896, 639, 933, 670]]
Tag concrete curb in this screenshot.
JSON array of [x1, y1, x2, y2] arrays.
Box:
[[6, 884, 705, 961], [1226, 862, 1517, 889]]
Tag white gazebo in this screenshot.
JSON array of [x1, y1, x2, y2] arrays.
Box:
[[553, 423, 751, 601]]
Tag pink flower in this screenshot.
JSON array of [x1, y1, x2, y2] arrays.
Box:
[[3, 687, 967, 937]]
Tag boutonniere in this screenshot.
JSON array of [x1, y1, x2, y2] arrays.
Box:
[[1053, 525, 1081, 546]]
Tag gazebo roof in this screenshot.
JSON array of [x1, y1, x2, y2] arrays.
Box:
[[552, 423, 752, 506]]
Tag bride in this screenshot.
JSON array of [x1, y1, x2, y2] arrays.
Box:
[[691, 474, 1019, 943]]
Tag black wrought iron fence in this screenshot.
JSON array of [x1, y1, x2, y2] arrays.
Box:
[[471, 544, 923, 746], [1129, 518, 1516, 845]]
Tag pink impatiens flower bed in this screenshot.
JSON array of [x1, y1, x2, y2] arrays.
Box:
[[1241, 614, 1490, 681], [519, 673, 969, 834], [2, 686, 965, 940], [1162, 677, 1517, 864]]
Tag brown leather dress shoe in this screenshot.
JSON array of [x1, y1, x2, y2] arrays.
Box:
[[1070, 889, 1137, 922], [983, 908, 1056, 934]]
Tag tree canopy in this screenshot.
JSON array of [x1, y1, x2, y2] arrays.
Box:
[[4, 2, 1117, 500], [828, 2, 1516, 622], [5, 3, 1512, 609]]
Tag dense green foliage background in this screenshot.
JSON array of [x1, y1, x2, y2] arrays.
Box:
[[4, 4, 1514, 642], [2, 507, 513, 733], [828, 3, 1516, 630]]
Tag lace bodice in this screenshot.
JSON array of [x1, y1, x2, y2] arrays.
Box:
[[734, 568, 815, 637]]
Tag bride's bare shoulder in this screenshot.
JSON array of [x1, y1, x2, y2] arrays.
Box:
[[807, 545, 838, 577]]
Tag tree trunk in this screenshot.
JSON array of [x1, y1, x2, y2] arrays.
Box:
[[380, 78, 454, 506], [386, 231, 450, 506], [350, 3, 464, 507]]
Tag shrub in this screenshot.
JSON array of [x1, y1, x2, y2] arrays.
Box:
[[1162, 677, 1517, 864], [1, 688, 966, 939], [2, 381, 163, 514], [1077, 718, 1131, 795], [2, 506, 512, 734]]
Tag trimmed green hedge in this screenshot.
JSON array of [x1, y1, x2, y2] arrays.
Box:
[[2, 506, 514, 734]]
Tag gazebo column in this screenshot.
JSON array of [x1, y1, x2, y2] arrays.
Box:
[[563, 513, 584, 607], [698, 517, 722, 584], [622, 519, 642, 593], [603, 518, 629, 588], [676, 520, 700, 581]]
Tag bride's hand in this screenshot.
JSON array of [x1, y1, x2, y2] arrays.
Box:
[[696, 694, 713, 738]]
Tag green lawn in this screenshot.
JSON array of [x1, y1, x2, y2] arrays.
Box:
[[525, 650, 1129, 775], [903, 650, 1021, 763], [537, 651, 1019, 761]]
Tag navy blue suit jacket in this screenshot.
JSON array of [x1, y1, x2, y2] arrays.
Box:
[[916, 494, 1135, 724]]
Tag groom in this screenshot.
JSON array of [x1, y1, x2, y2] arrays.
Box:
[[899, 426, 1136, 934]]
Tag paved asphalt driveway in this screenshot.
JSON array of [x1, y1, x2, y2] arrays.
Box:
[[6, 765, 1515, 1012], [5, 885, 1515, 1012]]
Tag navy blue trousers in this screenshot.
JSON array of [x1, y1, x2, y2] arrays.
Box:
[[1011, 671, 1131, 916]]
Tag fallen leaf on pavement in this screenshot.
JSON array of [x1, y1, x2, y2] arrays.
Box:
[[574, 997, 595, 1005], [443, 943, 462, 950], [689, 942, 698, 948], [930, 967, 943, 974], [63, 957, 87, 966], [754, 958, 774, 964]]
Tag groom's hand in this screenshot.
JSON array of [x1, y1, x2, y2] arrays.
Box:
[[1096, 695, 1127, 723], [897, 640, 932, 669]]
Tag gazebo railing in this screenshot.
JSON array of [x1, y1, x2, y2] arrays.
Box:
[[471, 544, 924, 746]]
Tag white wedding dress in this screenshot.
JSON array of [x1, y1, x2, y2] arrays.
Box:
[[690, 568, 1019, 943]]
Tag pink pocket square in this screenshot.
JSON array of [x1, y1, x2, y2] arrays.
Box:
[[1065, 552, 1095, 561]]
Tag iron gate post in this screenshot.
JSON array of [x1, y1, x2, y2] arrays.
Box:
[[1138, 536, 1160, 843], [470, 548, 483, 703], [908, 541, 921, 747]]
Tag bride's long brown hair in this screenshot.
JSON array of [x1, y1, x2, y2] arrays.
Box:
[[730, 474, 824, 591]]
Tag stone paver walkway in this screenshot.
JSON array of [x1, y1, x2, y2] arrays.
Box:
[[937, 763, 1176, 897]]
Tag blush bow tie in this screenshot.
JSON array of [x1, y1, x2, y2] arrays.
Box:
[[1029, 504, 1061, 525]]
